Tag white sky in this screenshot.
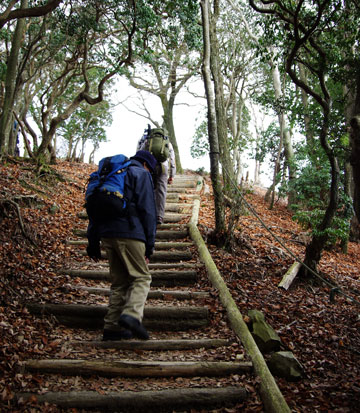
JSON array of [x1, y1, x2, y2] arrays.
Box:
[[21, 76, 269, 185], [92, 77, 271, 186], [91, 77, 210, 173]]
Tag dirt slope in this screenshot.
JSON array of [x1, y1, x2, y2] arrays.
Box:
[[0, 159, 359, 412]]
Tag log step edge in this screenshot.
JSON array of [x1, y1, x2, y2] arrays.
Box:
[[16, 386, 247, 411]]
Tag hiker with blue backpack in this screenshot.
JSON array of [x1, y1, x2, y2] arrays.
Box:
[[85, 150, 158, 341], [137, 125, 176, 225]]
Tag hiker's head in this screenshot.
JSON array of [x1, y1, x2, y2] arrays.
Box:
[[131, 150, 157, 173]]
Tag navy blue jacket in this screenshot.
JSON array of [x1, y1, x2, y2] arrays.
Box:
[[87, 159, 157, 258]]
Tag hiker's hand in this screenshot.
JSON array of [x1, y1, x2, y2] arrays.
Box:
[[145, 257, 150, 265], [87, 243, 101, 262], [168, 177, 173, 185]]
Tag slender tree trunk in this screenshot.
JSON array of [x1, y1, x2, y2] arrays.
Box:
[[254, 159, 260, 185], [9, 119, 19, 155], [343, 75, 359, 242], [209, 2, 234, 191], [49, 142, 56, 164], [265, 135, 282, 209], [252, 113, 264, 186], [37, 109, 76, 159], [234, 149, 242, 184], [200, 0, 225, 233], [89, 143, 98, 164], [67, 137, 74, 161], [298, 63, 315, 151], [13, 110, 32, 158], [71, 139, 80, 162], [231, 97, 245, 184], [0, 0, 28, 155], [270, 58, 296, 206], [302, 109, 340, 275], [79, 136, 86, 162], [349, 68, 360, 224], [162, 97, 183, 173]]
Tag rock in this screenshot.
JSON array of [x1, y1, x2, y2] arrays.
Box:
[[49, 203, 60, 214], [267, 351, 304, 381], [248, 309, 281, 353]]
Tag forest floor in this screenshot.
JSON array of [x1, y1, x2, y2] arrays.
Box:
[[0, 158, 359, 412]]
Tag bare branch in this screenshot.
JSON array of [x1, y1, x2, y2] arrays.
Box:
[[0, 199, 37, 245]]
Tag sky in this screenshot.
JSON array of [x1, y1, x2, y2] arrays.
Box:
[[20, 76, 269, 186], [91, 77, 275, 187], [91, 77, 211, 173]]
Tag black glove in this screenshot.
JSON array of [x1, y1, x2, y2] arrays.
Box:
[[87, 242, 101, 261], [145, 246, 154, 260]]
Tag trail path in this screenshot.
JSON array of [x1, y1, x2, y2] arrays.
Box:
[[17, 174, 287, 412]]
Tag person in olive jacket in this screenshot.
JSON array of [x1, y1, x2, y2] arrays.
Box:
[[87, 150, 157, 341]]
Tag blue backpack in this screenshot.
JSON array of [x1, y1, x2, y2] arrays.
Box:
[[85, 154, 131, 222]]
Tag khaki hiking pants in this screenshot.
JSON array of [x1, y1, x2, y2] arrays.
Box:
[[101, 238, 152, 330], [155, 163, 168, 222]]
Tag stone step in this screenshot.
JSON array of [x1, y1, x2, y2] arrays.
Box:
[[167, 187, 196, 193], [164, 203, 193, 212], [169, 182, 197, 188], [162, 213, 191, 223]]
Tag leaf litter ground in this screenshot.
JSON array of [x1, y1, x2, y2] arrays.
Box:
[[0, 160, 359, 412]]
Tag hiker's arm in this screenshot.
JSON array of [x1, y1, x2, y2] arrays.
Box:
[[135, 173, 156, 259], [86, 220, 101, 261]]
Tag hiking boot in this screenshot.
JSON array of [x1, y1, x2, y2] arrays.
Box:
[[102, 328, 133, 341], [118, 314, 149, 340]]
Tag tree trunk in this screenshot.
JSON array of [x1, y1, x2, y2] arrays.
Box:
[[200, 0, 225, 233], [265, 130, 283, 207], [88, 143, 98, 164], [20, 83, 38, 156], [49, 141, 56, 164], [9, 116, 19, 155], [349, 68, 360, 224], [270, 58, 296, 206], [36, 64, 115, 162], [302, 111, 340, 275], [298, 63, 315, 151], [0, 0, 28, 155], [162, 96, 183, 173], [36, 94, 82, 160], [253, 116, 264, 185], [209, 13, 234, 191]]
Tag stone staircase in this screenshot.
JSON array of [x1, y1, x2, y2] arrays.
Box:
[[17, 174, 263, 412]]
